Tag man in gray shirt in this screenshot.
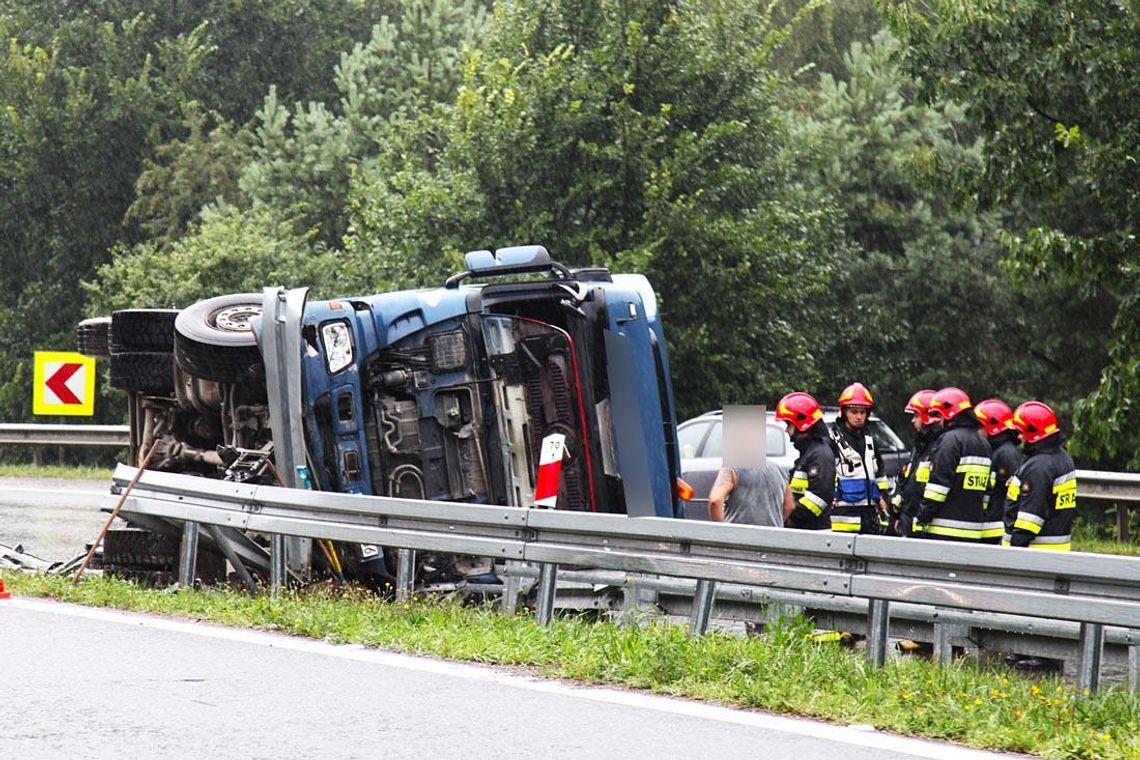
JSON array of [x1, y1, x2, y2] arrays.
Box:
[[706, 462, 788, 527]]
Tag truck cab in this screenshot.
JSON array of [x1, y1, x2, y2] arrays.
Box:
[[293, 246, 682, 519]]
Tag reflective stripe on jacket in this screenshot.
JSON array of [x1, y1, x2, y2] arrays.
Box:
[[1005, 438, 1076, 550], [915, 416, 992, 542], [787, 431, 835, 531]]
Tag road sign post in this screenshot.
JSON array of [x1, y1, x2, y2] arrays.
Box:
[[33, 351, 96, 416]]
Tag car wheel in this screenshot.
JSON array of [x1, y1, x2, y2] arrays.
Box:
[[174, 293, 265, 384]]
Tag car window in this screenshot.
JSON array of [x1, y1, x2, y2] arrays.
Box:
[[766, 424, 785, 457], [868, 420, 906, 453], [678, 420, 711, 459], [703, 422, 724, 457]]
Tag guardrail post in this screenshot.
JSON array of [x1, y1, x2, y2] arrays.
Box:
[[270, 534, 287, 597], [622, 576, 657, 618], [501, 560, 523, 615], [689, 579, 716, 636], [867, 599, 890, 668], [1129, 638, 1140, 694], [933, 620, 969, 665], [535, 563, 558, 626], [1077, 622, 1105, 695], [178, 521, 199, 588], [396, 548, 415, 602]]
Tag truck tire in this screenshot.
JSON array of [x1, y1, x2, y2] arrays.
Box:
[[110, 309, 179, 353], [109, 351, 175, 394], [103, 529, 226, 586], [103, 529, 180, 569], [76, 317, 111, 358], [174, 293, 265, 384]]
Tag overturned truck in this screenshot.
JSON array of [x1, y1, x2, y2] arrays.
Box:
[[80, 246, 684, 587]]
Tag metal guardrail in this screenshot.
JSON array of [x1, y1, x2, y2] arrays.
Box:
[[4, 423, 1140, 504], [0, 423, 129, 447], [109, 464, 1140, 694]]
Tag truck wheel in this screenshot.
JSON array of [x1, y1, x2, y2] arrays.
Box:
[[110, 309, 179, 353], [76, 317, 111, 358], [103, 529, 180, 569], [174, 293, 265, 384], [109, 351, 175, 394], [103, 529, 226, 585]]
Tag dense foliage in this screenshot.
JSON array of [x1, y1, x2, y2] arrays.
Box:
[[885, 0, 1139, 462], [1, 0, 1132, 464]]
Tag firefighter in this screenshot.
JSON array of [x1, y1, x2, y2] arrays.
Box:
[[974, 398, 1023, 545], [774, 392, 834, 530], [894, 388, 937, 537], [829, 382, 890, 534], [914, 387, 992, 542], [1005, 401, 1077, 550]]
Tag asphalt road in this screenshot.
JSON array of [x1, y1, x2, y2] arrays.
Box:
[[0, 477, 110, 563], [0, 598, 1017, 760]]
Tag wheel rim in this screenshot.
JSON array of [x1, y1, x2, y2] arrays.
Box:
[[211, 304, 261, 333]]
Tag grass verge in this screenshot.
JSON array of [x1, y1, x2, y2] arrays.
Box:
[[0, 463, 113, 480], [1073, 538, 1140, 557], [4, 571, 1137, 758]]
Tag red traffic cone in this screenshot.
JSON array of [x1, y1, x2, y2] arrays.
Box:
[[0, 579, 11, 599]]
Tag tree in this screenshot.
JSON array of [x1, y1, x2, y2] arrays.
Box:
[[0, 1, 392, 424], [96, 0, 491, 307], [236, 0, 489, 248], [886, 0, 1135, 465], [346, 0, 847, 417], [0, 14, 190, 421], [786, 30, 1109, 430], [88, 205, 340, 313]]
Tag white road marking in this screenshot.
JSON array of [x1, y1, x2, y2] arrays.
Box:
[[5, 597, 1010, 759]]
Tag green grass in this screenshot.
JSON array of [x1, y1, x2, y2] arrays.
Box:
[[1074, 538, 1140, 556], [0, 463, 113, 479], [4, 571, 1137, 759]]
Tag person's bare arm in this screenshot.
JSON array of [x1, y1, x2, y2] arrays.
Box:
[[707, 467, 738, 522], [783, 482, 795, 524]]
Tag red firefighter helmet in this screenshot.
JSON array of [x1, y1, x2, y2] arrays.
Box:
[[838, 382, 874, 410], [974, 398, 1015, 437], [1012, 400, 1060, 444], [929, 386, 972, 422], [904, 389, 937, 425], [775, 392, 824, 433]]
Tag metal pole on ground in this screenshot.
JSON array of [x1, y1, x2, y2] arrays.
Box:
[[270, 534, 287, 597], [867, 599, 891, 667], [1077, 622, 1105, 695], [396, 548, 415, 602], [501, 560, 523, 615], [204, 524, 258, 592], [72, 441, 160, 583], [536, 563, 558, 626], [177, 521, 199, 588], [689, 579, 716, 636], [1129, 639, 1140, 695]]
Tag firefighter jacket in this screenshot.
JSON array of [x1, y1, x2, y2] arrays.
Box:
[[1004, 436, 1076, 550], [787, 420, 835, 531], [897, 426, 936, 537], [915, 414, 992, 541], [986, 430, 1023, 543], [829, 420, 890, 533]]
